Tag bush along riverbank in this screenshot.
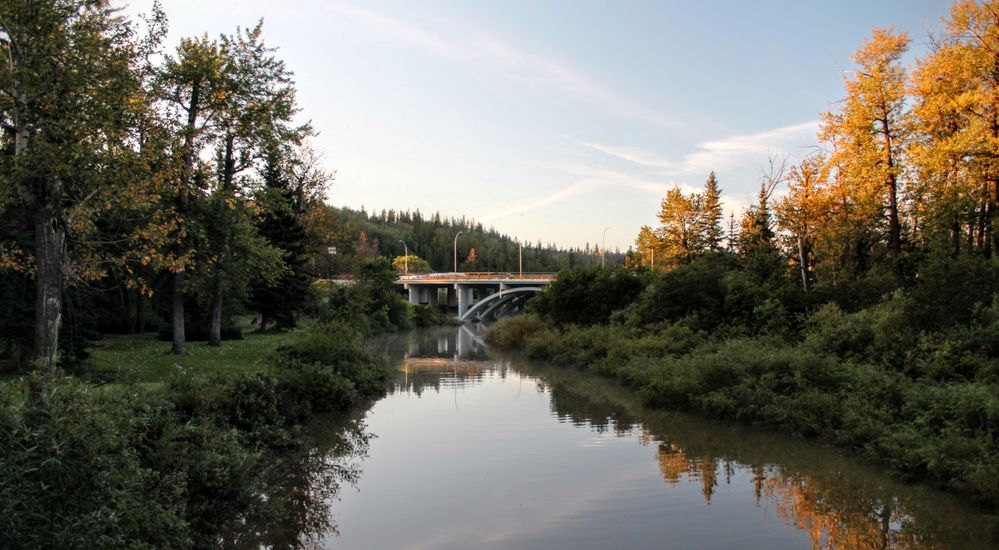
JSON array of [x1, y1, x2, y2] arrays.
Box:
[[0, 321, 385, 549], [486, 258, 999, 511]]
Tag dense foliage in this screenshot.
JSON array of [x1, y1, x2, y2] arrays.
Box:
[[488, 256, 999, 508], [0, 1, 335, 368], [0, 321, 384, 548], [487, 3, 999, 509]]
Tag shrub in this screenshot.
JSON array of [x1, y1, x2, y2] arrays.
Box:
[[485, 315, 547, 349], [276, 321, 385, 399], [531, 267, 646, 326], [0, 375, 190, 549]]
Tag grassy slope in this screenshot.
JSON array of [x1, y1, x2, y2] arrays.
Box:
[[86, 329, 297, 385]]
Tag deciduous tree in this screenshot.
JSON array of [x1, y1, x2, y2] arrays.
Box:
[[0, 1, 144, 370]]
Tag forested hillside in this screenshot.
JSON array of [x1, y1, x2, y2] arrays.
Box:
[[321, 206, 623, 275]]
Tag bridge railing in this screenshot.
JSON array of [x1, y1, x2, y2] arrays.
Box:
[[397, 272, 556, 282]]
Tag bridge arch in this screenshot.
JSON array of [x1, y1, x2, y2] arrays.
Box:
[[459, 287, 542, 322]]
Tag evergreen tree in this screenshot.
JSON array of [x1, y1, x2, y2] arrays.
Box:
[[249, 150, 311, 331], [737, 183, 782, 280], [699, 172, 725, 251]]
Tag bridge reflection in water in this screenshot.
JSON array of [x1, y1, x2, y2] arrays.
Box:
[[395, 325, 501, 395], [396, 272, 554, 322]]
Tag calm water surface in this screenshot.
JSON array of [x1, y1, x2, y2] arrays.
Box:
[[308, 326, 995, 549]]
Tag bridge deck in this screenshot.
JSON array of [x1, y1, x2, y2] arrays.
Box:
[[396, 272, 555, 284]]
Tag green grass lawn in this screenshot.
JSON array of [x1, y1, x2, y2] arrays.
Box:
[[86, 329, 298, 385]]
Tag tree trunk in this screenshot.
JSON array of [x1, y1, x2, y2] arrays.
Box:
[[171, 78, 202, 355], [952, 218, 962, 257], [259, 313, 269, 333], [797, 235, 809, 292], [985, 178, 997, 258], [882, 124, 902, 261], [208, 289, 223, 347], [33, 204, 65, 372], [223, 134, 236, 190], [135, 289, 146, 333], [977, 191, 988, 254], [171, 271, 186, 355]]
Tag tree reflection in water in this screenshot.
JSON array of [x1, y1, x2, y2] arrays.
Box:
[[218, 409, 372, 549], [343, 328, 989, 549], [646, 439, 935, 549], [517, 357, 986, 550]]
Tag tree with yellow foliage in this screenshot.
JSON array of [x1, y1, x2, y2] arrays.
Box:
[[633, 224, 662, 269], [657, 186, 701, 267], [776, 154, 828, 291], [911, 0, 999, 257], [821, 28, 911, 267]]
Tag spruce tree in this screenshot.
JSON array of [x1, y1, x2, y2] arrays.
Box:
[[700, 172, 725, 251], [249, 150, 311, 331]]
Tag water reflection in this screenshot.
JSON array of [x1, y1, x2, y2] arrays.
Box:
[[218, 410, 372, 548], [517, 359, 987, 549], [251, 327, 992, 549], [376, 325, 506, 396]]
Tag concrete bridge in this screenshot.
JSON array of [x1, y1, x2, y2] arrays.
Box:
[[397, 272, 554, 322]]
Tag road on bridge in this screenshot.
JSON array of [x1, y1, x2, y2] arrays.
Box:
[[396, 272, 555, 321]]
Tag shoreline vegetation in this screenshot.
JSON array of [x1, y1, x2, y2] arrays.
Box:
[[0, 320, 386, 547], [0, 264, 443, 547], [483, 0, 999, 526], [484, 260, 999, 519]]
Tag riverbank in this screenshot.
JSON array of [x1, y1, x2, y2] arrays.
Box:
[[327, 326, 995, 547], [486, 313, 999, 515], [0, 321, 386, 548]]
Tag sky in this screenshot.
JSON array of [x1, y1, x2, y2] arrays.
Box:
[[125, 0, 951, 251]]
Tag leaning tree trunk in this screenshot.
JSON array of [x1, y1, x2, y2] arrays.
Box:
[[208, 289, 223, 347], [33, 203, 65, 373], [797, 234, 809, 292]]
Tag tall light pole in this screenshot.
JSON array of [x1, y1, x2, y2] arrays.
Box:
[[453, 231, 464, 274], [601, 227, 610, 268], [519, 242, 523, 278], [398, 240, 409, 274]]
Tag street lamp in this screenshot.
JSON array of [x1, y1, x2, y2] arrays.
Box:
[[519, 242, 523, 278], [453, 231, 464, 274], [601, 227, 610, 268], [398, 240, 409, 275]]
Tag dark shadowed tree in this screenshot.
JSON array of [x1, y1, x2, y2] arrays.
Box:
[[0, 1, 144, 371]]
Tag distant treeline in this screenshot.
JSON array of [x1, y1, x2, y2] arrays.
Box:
[[321, 206, 624, 275]]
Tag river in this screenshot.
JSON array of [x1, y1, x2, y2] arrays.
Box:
[[261, 325, 996, 549]]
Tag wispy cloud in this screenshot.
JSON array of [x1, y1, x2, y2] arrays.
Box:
[[579, 120, 820, 179], [326, 3, 468, 59], [325, 2, 686, 128], [681, 120, 819, 176], [480, 180, 600, 222], [485, 121, 819, 225], [574, 141, 675, 171]]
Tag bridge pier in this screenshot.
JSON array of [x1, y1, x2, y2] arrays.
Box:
[[455, 283, 474, 318]]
